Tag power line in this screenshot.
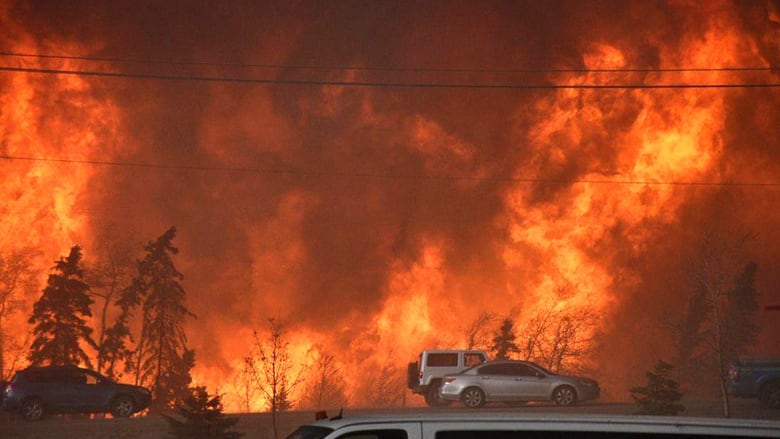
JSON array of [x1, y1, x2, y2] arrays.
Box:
[[3, 154, 779, 187], [3, 65, 780, 89], [1, 51, 775, 74]]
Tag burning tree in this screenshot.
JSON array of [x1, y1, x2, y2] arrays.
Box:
[[230, 357, 260, 413], [299, 351, 348, 410], [461, 311, 497, 351], [247, 318, 307, 439], [120, 226, 196, 409], [364, 361, 405, 408], [516, 303, 599, 373], [0, 248, 38, 380], [28, 246, 97, 367]]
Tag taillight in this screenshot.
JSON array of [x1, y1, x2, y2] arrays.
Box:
[[443, 377, 456, 384], [419, 371, 423, 380], [729, 367, 740, 382]]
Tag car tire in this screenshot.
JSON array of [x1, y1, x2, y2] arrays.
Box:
[[553, 385, 577, 406], [461, 387, 485, 408], [759, 382, 780, 409], [110, 395, 135, 418], [20, 398, 45, 421]]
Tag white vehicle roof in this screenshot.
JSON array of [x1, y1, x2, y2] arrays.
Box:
[[304, 411, 780, 437]]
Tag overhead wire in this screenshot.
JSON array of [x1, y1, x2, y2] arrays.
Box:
[[2, 65, 780, 89], [0, 51, 776, 74], [3, 154, 780, 188]]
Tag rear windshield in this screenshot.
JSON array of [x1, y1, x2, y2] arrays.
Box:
[[286, 426, 334, 439]]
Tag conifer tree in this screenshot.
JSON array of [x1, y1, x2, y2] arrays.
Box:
[[28, 246, 97, 367], [122, 227, 195, 409], [163, 386, 243, 439], [491, 318, 519, 360], [630, 360, 685, 416]]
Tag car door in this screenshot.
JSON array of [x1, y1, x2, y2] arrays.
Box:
[[74, 370, 110, 411], [505, 363, 551, 400], [49, 368, 84, 411], [476, 363, 514, 400]]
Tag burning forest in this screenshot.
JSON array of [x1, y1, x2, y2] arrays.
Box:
[[1, 0, 780, 413]]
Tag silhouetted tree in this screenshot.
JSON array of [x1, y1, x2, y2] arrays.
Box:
[[0, 248, 38, 380], [247, 318, 306, 439], [538, 307, 598, 373], [491, 318, 519, 360], [28, 246, 97, 367], [630, 360, 685, 416], [722, 262, 760, 364], [517, 304, 556, 361], [299, 352, 348, 410], [121, 227, 195, 409], [83, 224, 136, 379], [163, 386, 243, 439], [672, 229, 760, 417]]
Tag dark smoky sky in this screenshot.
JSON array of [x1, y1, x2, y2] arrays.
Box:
[[5, 0, 780, 384]]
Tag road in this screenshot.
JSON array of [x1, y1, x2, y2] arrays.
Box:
[[2, 400, 778, 439]]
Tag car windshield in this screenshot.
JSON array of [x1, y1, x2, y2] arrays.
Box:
[[2, 1, 779, 438]]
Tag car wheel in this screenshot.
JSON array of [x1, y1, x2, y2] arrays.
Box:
[[759, 382, 780, 409], [553, 386, 577, 406], [20, 398, 45, 421], [461, 387, 485, 408], [110, 395, 135, 418]]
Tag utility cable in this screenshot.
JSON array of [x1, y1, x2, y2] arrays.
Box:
[[2, 65, 780, 89], [3, 154, 779, 187], [0, 51, 775, 74]]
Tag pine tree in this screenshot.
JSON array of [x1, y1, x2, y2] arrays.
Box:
[[28, 246, 97, 367], [491, 318, 519, 360], [122, 227, 195, 409], [163, 386, 243, 439], [630, 360, 685, 416]]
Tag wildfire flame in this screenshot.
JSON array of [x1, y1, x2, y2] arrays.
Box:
[[2, 0, 779, 412]]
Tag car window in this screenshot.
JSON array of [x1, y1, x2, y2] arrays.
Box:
[[506, 363, 537, 377], [83, 372, 100, 385], [337, 431, 407, 439], [478, 364, 508, 375], [426, 354, 458, 367]]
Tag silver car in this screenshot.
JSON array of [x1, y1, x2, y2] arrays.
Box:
[[439, 360, 600, 408]]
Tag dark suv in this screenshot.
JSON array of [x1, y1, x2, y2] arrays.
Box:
[[2, 365, 152, 421]]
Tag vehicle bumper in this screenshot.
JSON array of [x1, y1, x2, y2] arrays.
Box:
[[439, 383, 466, 401]]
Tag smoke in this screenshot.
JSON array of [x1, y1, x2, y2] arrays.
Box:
[[3, 0, 780, 407]]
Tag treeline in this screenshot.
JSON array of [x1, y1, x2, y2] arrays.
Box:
[[0, 226, 351, 419], [1, 226, 194, 411]]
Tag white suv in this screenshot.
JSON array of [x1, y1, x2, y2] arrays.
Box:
[[285, 412, 780, 439], [406, 349, 489, 406]]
